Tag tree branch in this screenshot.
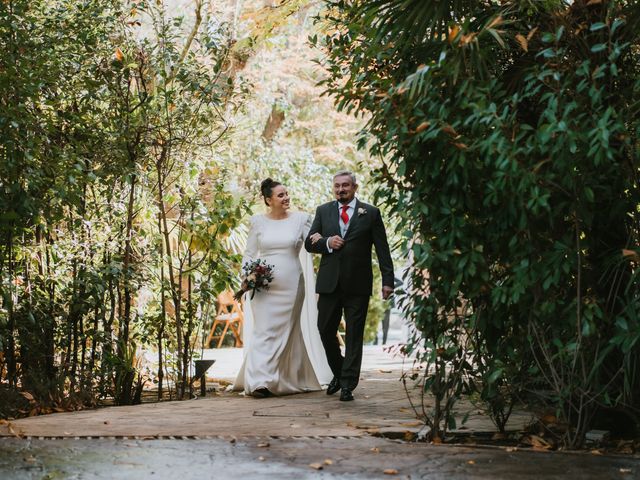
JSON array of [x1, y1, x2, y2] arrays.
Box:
[[167, 0, 203, 84]]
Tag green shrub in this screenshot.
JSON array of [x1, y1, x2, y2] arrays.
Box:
[[316, 0, 640, 446]]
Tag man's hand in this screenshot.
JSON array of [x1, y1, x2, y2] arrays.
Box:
[[309, 233, 322, 245], [328, 235, 345, 250], [382, 286, 393, 300]]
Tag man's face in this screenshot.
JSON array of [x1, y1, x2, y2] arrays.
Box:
[[333, 175, 358, 204]]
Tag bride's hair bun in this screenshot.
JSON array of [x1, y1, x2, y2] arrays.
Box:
[[260, 177, 281, 205]]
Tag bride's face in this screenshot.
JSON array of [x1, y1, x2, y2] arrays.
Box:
[[268, 185, 290, 211]]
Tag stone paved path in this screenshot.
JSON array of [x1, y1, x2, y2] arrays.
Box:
[[0, 346, 527, 439]]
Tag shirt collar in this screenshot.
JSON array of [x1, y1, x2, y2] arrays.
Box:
[[338, 197, 357, 211]]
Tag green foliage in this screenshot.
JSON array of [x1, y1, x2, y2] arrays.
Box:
[[0, 0, 245, 410], [317, 0, 640, 446], [218, 4, 384, 211]]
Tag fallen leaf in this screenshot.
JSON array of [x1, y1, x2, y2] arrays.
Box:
[[540, 414, 557, 425], [383, 469, 398, 475], [591, 449, 603, 456], [448, 25, 460, 43], [620, 468, 632, 473], [527, 27, 539, 41], [257, 442, 270, 448], [527, 434, 552, 450], [505, 447, 518, 452], [492, 432, 507, 440], [432, 436, 442, 445], [401, 421, 424, 427], [467, 460, 476, 465], [618, 444, 634, 454], [442, 125, 458, 137], [354, 423, 377, 429], [453, 142, 468, 150], [309, 463, 323, 470], [371, 447, 380, 453], [323, 459, 334, 465], [115, 48, 124, 62], [404, 431, 417, 441], [8, 424, 22, 438], [515, 34, 528, 52], [20, 392, 35, 402], [23, 455, 36, 463], [414, 123, 429, 134]]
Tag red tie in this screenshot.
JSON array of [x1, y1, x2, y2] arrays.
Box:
[[341, 204, 350, 224]]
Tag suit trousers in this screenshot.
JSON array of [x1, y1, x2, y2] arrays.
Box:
[[317, 288, 370, 391]]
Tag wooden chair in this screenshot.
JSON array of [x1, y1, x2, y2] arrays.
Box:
[[205, 291, 244, 348]]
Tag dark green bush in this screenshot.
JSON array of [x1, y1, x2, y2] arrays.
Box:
[[316, 0, 640, 446]]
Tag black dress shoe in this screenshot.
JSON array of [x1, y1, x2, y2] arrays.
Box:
[[326, 377, 341, 395], [339, 388, 354, 402], [252, 387, 273, 398]]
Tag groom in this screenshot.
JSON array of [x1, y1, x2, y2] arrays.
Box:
[[305, 171, 394, 401]]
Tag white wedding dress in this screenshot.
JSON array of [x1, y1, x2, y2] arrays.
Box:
[[234, 211, 333, 395]]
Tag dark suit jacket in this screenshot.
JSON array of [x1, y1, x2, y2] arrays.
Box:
[[304, 199, 394, 296]]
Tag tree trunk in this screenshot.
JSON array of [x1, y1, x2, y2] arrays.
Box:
[[157, 211, 166, 401], [156, 145, 183, 397], [6, 234, 17, 387], [261, 103, 285, 141], [121, 174, 137, 348]]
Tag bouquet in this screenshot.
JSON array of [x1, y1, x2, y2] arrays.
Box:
[[234, 259, 274, 300]]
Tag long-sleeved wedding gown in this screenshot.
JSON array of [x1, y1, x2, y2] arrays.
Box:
[[234, 211, 333, 395]]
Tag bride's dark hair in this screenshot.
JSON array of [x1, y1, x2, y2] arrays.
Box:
[[260, 178, 281, 206]]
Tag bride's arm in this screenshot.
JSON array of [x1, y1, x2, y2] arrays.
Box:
[[234, 216, 259, 301], [242, 216, 259, 267]]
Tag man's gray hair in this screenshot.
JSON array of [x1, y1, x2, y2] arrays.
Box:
[[333, 170, 357, 185]]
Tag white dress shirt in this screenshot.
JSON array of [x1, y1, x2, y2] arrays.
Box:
[[338, 197, 357, 237], [327, 197, 357, 252]]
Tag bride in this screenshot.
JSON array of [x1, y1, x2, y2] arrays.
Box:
[[234, 178, 333, 397]]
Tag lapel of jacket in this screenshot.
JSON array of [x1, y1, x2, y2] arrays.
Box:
[[330, 201, 341, 236], [344, 199, 361, 239]]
